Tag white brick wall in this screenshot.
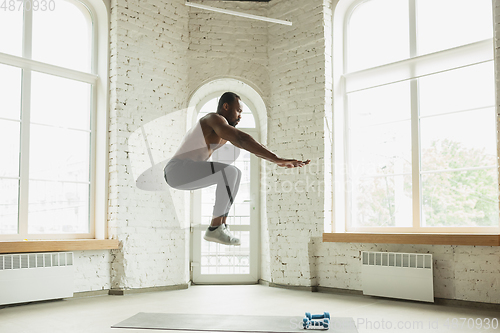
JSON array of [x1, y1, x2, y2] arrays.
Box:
[[265, 0, 330, 286], [313, 242, 500, 304], [74, 251, 112, 293], [107, 0, 190, 290], [187, 0, 270, 101]]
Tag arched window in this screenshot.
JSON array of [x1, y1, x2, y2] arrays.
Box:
[[0, 0, 108, 240], [340, 0, 498, 232], [189, 87, 261, 282], [196, 97, 257, 128]]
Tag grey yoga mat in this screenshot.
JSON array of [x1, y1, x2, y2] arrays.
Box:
[[111, 312, 358, 332]]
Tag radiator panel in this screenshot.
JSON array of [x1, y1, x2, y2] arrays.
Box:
[[0, 252, 74, 306], [361, 251, 434, 303]]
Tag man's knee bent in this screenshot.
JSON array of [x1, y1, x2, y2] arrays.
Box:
[[223, 165, 241, 182]]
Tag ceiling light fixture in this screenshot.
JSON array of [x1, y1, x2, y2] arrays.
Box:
[[185, 1, 292, 26]]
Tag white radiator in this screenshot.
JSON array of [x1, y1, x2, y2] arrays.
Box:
[[361, 251, 434, 303], [0, 252, 74, 306]]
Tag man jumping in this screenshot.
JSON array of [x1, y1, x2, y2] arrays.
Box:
[[164, 92, 310, 246]]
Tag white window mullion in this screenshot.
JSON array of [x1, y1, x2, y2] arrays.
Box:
[[18, 4, 33, 238], [343, 39, 493, 94], [409, 0, 417, 58], [0, 52, 98, 85], [409, 0, 421, 229], [89, 83, 97, 238], [410, 79, 421, 229], [22, 3, 33, 60], [344, 94, 353, 230]]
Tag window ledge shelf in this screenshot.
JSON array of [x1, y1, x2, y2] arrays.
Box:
[[0, 239, 120, 254], [323, 233, 500, 246]]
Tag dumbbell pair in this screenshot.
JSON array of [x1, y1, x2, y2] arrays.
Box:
[[302, 312, 330, 330]]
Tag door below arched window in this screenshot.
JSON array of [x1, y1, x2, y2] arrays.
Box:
[[190, 95, 260, 284]]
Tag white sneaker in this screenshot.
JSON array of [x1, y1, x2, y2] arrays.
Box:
[[204, 224, 241, 246]]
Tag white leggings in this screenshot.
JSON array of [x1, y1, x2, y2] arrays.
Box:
[[164, 159, 242, 218]]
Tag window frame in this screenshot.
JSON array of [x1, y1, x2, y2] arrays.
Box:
[[0, 0, 109, 241], [333, 0, 500, 234]]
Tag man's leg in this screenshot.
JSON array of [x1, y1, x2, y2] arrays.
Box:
[[165, 160, 242, 244], [218, 165, 242, 225], [211, 163, 242, 227], [203, 164, 242, 245]]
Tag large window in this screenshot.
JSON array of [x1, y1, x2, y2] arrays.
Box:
[[342, 0, 499, 232], [0, 0, 99, 240]]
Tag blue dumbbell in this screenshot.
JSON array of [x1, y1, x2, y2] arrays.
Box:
[[305, 312, 330, 320], [303, 318, 310, 329], [310, 318, 329, 329], [302, 317, 330, 330]]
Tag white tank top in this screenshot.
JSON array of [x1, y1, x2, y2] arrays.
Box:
[[171, 120, 210, 161]]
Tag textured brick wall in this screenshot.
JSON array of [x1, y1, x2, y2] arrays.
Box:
[[265, 0, 331, 286], [314, 243, 500, 304], [107, 0, 190, 290], [187, 0, 270, 100], [74, 251, 112, 293]]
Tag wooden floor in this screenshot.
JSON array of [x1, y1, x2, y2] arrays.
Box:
[[0, 285, 498, 333]]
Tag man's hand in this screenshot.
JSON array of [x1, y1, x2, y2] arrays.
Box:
[[275, 158, 311, 168]]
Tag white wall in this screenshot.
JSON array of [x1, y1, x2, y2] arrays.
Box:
[[187, 0, 270, 100], [74, 251, 112, 293], [107, 0, 191, 290], [314, 243, 500, 303], [265, 0, 331, 286]]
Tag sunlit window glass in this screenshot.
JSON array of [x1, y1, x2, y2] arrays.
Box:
[[416, 0, 493, 56], [28, 71, 91, 234], [0, 9, 23, 57], [0, 64, 22, 235], [348, 81, 412, 227], [32, 0, 92, 72], [348, 0, 409, 71]]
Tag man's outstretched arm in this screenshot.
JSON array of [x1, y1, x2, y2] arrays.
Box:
[[206, 114, 310, 168]]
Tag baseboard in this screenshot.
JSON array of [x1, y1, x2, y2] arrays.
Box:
[[72, 290, 110, 298], [258, 279, 269, 287], [316, 286, 364, 296], [258, 279, 317, 292], [260, 280, 500, 310], [434, 297, 500, 311], [109, 284, 189, 295]]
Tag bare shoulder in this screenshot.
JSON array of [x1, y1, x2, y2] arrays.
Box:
[[200, 113, 242, 142], [201, 113, 232, 133], [202, 112, 228, 126]]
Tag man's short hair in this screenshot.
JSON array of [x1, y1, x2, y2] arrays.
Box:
[[217, 92, 240, 112]]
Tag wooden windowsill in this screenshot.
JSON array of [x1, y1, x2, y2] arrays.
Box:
[[0, 239, 120, 254], [323, 233, 500, 246]]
